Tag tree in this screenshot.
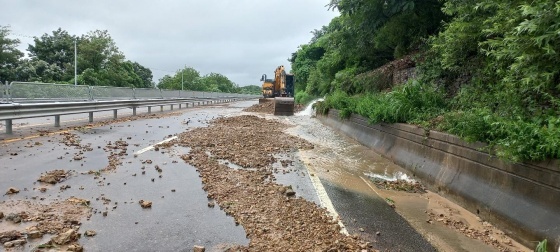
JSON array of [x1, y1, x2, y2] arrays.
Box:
[[199, 73, 237, 93], [157, 66, 201, 90], [78, 30, 123, 72], [0, 25, 23, 82], [27, 28, 76, 82], [131, 61, 153, 88]]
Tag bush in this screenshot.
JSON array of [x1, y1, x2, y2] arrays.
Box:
[[294, 90, 316, 105]]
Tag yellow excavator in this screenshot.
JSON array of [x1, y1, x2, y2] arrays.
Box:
[[260, 65, 295, 116]]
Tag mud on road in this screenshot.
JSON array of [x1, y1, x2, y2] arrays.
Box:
[[161, 115, 375, 251]]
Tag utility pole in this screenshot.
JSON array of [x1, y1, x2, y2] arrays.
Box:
[[74, 39, 77, 86]]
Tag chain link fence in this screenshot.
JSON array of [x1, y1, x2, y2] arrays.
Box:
[[0, 82, 259, 102]]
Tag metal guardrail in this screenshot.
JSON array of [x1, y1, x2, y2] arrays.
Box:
[[1, 81, 258, 102], [0, 81, 260, 134]]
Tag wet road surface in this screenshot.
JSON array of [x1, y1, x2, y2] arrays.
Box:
[[0, 99, 526, 251]]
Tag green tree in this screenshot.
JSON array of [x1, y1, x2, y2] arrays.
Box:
[[157, 66, 201, 90], [0, 25, 24, 82], [131, 61, 153, 88], [199, 72, 237, 93], [27, 28, 75, 82], [78, 30, 123, 72]]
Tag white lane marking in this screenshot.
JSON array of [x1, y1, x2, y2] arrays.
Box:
[[135, 136, 178, 155], [305, 165, 349, 235], [360, 176, 383, 198]]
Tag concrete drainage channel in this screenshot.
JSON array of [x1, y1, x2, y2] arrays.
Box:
[[318, 109, 560, 251]]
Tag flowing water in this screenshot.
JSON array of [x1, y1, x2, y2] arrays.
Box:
[[284, 99, 530, 252]]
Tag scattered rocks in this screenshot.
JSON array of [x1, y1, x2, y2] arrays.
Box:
[[67, 243, 84, 252], [27, 230, 43, 239], [166, 115, 372, 251], [67, 197, 90, 206], [370, 177, 426, 193], [84, 230, 97, 237], [5, 213, 21, 223], [3, 239, 26, 248], [51, 229, 79, 245], [193, 245, 206, 252], [0, 211, 3, 219], [0, 230, 23, 244], [5, 187, 19, 195], [139, 200, 152, 208], [38, 169, 70, 184], [242, 102, 305, 114]]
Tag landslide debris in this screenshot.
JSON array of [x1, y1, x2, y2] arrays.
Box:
[[165, 115, 375, 251], [0, 198, 91, 249], [427, 211, 519, 252], [243, 102, 304, 114], [243, 102, 275, 114], [370, 177, 427, 194], [102, 139, 129, 171], [38, 169, 70, 184]]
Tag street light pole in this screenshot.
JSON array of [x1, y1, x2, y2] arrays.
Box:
[[74, 39, 77, 86]]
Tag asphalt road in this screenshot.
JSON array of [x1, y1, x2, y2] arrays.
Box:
[[0, 99, 438, 251]]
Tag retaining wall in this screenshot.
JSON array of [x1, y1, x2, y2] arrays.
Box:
[[318, 110, 560, 250]]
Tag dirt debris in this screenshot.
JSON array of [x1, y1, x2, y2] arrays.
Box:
[[102, 139, 129, 171], [167, 115, 375, 251], [427, 210, 521, 252], [0, 230, 24, 244], [139, 200, 152, 208], [370, 177, 427, 194], [243, 102, 304, 114], [0, 198, 90, 249], [38, 169, 70, 184], [5, 187, 19, 195]]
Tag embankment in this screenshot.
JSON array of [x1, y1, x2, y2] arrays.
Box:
[[318, 110, 560, 250]]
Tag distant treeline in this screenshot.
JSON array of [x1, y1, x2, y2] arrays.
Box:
[[0, 26, 260, 94]]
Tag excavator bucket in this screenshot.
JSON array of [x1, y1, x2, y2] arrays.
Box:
[[274, 97, 295, 116]]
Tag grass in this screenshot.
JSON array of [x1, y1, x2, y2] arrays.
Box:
[[316, 80, 560, 162]]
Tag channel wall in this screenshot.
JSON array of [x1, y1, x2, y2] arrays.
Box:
[[318, 110, 560, 250]]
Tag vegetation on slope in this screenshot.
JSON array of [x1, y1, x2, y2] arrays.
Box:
[[295, 0, 560, 162]]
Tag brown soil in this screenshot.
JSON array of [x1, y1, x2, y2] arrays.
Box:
[[427, 205, 520, 252], [370, 178, 426, 194], [161, 115, 375, 251], [243, 102, 304, 114], [0, 198, 91, 250], [37, 170, 70, 184]]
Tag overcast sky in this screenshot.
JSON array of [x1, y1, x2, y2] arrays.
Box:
[[2, 0, 338, 86]]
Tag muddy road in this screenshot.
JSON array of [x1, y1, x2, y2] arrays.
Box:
[[0, 100, 529, 251]]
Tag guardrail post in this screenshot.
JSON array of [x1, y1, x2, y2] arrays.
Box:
[[113, 109, 118, 119], [148, 106, 151, 113], [170, 104, 174, 110], [132, 107, 137, 116], [54, 115, 61, 127], [160, 105, 163, 112], [89, 112, 94, 122], [179, 104, 182, 109], [5, 119, 13, 134]]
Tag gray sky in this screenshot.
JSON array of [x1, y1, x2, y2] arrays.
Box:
[[2, 0, 338, 86]]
